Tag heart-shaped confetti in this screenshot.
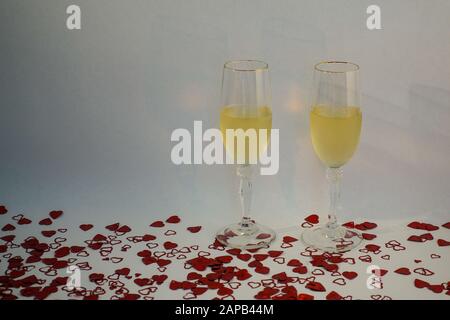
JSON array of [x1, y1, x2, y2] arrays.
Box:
[[255, 266, 270, 275], [18, 218, 32, 225], [394, 267, 411, 275], [187, 226, 201, 233], [342, 271, 358, 280], [49, 210, 63, 220], [79, 224, 93, 231], [282, 236, 298, 243], [304, 214, 319, 224], [362, 233, 377, 240], [163, 241, 178, 250], [0, 205, 8, 215], [326, 291, 342, 300], [2, 224, 15, 231], [0, 204, 448, 301], [166, 215, 180, 224], [305, 281, 326, 292], [150, 221, 164, 228], [41, 230, 56, 238]]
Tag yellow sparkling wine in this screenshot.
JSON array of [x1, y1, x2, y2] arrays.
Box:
[[310, 105, 362, 168], [220, 106, 272, 163]]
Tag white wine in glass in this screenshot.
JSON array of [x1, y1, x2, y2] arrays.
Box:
[[302, 61, 363, 252], [216, 60, 276, 249], [220, 105, 272, 164]]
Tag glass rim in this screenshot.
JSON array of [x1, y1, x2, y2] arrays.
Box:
[[314, 61, 360, 74], [224, 60, 269, 72]]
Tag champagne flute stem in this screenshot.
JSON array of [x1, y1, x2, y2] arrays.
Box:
[[326, 167, 343, 233], [237, 164, 253, 233]]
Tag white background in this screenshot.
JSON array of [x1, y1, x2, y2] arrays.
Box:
[[1, 0, 449, 235]]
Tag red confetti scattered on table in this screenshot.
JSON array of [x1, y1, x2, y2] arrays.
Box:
[[304, 214, 319, 224], [187, 226, 201, 233], [150, 221, 165, 228], [0, 206, 8, 215], [166, 215, 181, 224], [49, 210, 64, 220], [79, 224, 93, 231], [0, 204, 448, 300]]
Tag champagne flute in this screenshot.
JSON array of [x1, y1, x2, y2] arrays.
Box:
[[216, 60, 276, 249], [302, 61, 363, 252]]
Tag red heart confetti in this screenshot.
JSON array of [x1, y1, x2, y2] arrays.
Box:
[[2, 224, 15, 231], [255, 266, 270, 275], [342, 221, 355, 228], [39, 218, 52, 226], [287, 259, 302, 267], [115, 225, 131, 234], [54, 247, 70, 258], [306, 281, 326, 292], [1, 235, 15, 242], [237, 253, 251, 262], [304, 214, 319, 224], [365, 244, 381, 252], [79, 224, 93, 231], [163, 241, 178, 250], [150, 221, 165, 228], [18, 218, 32, 225], [252, 254, 268, 262], [427, 284, 444, 294], [407, 221, 439, 231], [414, 279, 428, 289], [41, 230, 56, 238], [0, 205, 448, 301], [0, 205, 8, 215], [226, 248, 241, 256], [377, 269, 388, 276], [408, 235, 424, 242], [362, 233, 377, 240], [282, 236, 298, 243], [268, 250, 283, 258], [49, 210, 63, 220], [420, 233, 434, 240], [355, 221, 377, 231], [105, 223, 120, 231], [342, 271, 358, 280], [166, 215, 181, 224], [187, 226, 201, 233], [326, 291, 342, 300]]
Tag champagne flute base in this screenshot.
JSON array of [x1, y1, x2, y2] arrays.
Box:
[[216, 222, 275, 250], [301, 225, 362, 253]]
